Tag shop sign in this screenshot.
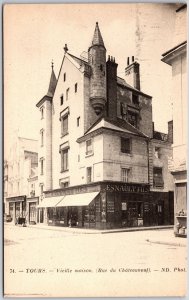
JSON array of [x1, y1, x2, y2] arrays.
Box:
[[7, 196, 26, 202], [107, 199, 114, 212], [105, 183, 150, 193]]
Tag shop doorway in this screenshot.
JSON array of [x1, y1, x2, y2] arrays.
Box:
[[67, 207, 78, 227], [157, 202, 164, 225], [39, 208, 44, 223], [121, 201, 144, 227], [29, 202, 37, 223]]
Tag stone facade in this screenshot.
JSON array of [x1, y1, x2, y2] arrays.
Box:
[[35, 22, 174, 229]]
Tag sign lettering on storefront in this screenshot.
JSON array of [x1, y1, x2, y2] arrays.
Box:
[[45, 186, 89, 198], [105, 184, 150, 193]]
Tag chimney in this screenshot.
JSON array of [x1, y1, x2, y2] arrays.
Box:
[[167, 120, 173, 143], [106, 56, 118, 120], [125, 57, 140, 90]]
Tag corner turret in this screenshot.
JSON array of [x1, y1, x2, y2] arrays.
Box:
[[88, 22, 107, 115]]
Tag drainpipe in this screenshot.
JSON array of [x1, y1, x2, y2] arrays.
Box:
[[146, 139, 150, 185]]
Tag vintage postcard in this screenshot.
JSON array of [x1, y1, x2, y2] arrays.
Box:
[[3, 3, 187, 297]]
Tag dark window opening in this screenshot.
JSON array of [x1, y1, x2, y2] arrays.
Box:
[[121, 138, 131, 154], [153, 167, 164, 188], [64, 73, 66, 82], [77, 116, 80, 127], [132, 94, 139, 106], [128, 111, 138, 128], [60, 95, 64, 106], [66, 88, 69, 100], [75, 83, 78, 93]]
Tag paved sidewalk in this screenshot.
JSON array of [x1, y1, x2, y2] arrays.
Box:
[[5, 221, 173, 234], [5, 222, 187, 247]]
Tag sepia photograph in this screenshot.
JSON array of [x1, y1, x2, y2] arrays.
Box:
[[3, 2, 187, 297]]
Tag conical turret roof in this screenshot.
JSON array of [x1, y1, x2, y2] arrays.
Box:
[[90, 22, 105, 48], [47, 63, 57, 97]]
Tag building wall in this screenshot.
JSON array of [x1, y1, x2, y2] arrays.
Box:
[[52, 56, 85, 190], [150, 139, 174, 192], [117, 86, 153, 137], [77, 134, 104, 184], [103, 133, 149, 183], [5, 137, 38, 214], [38, 100, 52, 193], [171, 52, 187, 166]]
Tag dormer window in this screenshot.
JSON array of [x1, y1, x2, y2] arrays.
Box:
[[128, 111, 138, 128]]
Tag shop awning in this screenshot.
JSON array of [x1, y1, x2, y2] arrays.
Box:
[[38, 196, 64, 208], [56, 192, 99, 207]]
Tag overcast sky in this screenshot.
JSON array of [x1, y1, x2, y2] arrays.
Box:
[[4, 3, 186, 156]]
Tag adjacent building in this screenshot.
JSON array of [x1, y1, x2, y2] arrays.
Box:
[[5, 137, 38, 223], [36, 22, 174, 229], [162, 4, 187, 237]]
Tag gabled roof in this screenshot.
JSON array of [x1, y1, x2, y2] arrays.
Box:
[[117, 76, 152, 99], [84, 116, 149, 138], [67, 52, 90, 67]]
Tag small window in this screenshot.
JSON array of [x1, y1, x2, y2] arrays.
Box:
[[77, 116, 80, 127], [128, 111, 138, 128], [155, 147, 161, 158], [100, 64, 103, 71], [40, 184, 44, 196], [62, 182, 69, 188], [60, 179, 69, 188], [40, 158, 44, 175], [121, 168, 130, 182], [64, 73, 66, 82], [40, 129, 44, 147], [120, 102, 127, 118], [121, 138, 131, 154], [153, 167, 164, 188], [87, 167, 92, 183], [40, 107, 44, 119], [61, 148, 69, 172], [75, 83, 78, 93], [61, 114, 68, 136], [86, 139, 93, 155], [132, 94, 139, 106], [60, 95, 64, 106], [66, 88, 69, 100]]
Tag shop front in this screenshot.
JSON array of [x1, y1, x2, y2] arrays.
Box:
[[39, 181, 173, 229], [6, 195, 26, 223]]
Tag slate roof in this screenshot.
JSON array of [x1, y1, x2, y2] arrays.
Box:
[[90, 22, 105, 48], [117, 76, 152, 98], [85, 116, 148, 138], [67, 52, 90, 66]]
